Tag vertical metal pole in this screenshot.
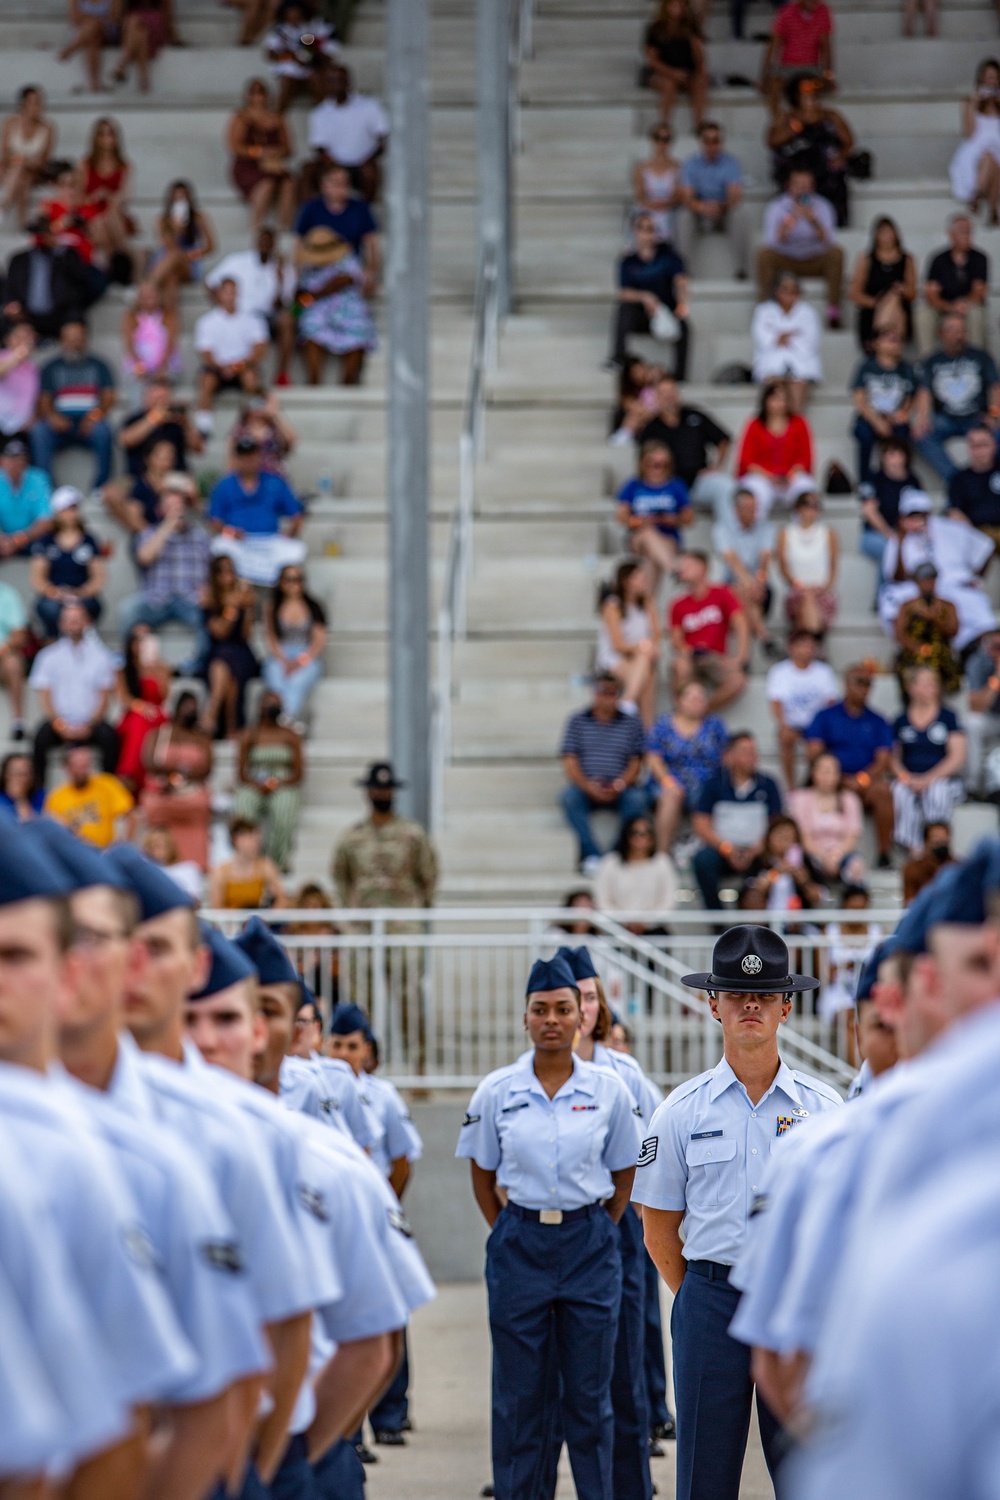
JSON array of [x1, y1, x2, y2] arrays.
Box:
[[478, 0, 512, 316], [387, 0, 431, 828]]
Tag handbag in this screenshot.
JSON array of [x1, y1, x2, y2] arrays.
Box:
[[650, 302, 680, 342]]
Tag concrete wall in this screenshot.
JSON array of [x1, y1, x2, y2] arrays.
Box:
[[404, 1101, 488, 1283]]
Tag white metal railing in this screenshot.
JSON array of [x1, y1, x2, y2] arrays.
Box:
[[204, 906, 890, 1092]]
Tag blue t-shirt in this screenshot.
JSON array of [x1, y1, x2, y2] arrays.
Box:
[[617, 475, 690, 537], [680, 150, 743, 203], [618, 245, 685, 308], [0, 468, 51, 537], [294, 196, 377, 252], [805, 701, 894, 775], [208, 473, 303, 535], [31, 529, 100, 589], [893, 706, 960, 775], [646, 713, 728, 804]]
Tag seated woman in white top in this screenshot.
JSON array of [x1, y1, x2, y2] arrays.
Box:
[[595, 559, 661, 727], [776, 481, 839, 638], [631, 122, 683, 242], [594, 813, 678, 931], [750, 270, 822, 414]]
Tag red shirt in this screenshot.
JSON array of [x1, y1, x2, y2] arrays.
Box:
[[736, 414, 814, 480], [772, 0, 832, 66], [670, 586, 742, 654]]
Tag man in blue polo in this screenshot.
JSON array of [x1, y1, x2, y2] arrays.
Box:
[[208, 434, 305, 587], [805, 663, 895, 867], [559, 673, 648, 877]]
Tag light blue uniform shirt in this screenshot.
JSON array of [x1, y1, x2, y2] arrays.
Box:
[[845, 1058, 872, 1100], [279, 1053, 331, 1125], [456, 1051, 641, 1211], [593, 1041, 662, 1126], [360, 1073, 423, 1177], [0, 1258, 66, 1478], [632, 1056, 842, 1266], [0, 1061, 198, 1407], [311, 1054, 379, 1149]]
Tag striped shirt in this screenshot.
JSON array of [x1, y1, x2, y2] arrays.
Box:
[[560, 708, 645, 781]]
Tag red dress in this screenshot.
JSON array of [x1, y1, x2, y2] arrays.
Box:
[[736, 414, 814, 480], [116, 675, 168, 790], [84, 161, 126, 215]]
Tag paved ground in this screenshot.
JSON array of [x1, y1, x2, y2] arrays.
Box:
[[366, 1283, 774, 1500]]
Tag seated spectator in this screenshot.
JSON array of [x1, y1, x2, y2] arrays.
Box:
[[141, 827, 204, 903], [788, 751, 866, 888], [745, 812, 822, 911], [79, 117, 135, 272], [228, 78, 296, 232], [766, 628, 839, 786], [691, 731, 782, 908], [965, 626, 1000, 793], [114, 622, 170, 792], [609, 213, 689, 378], [558, 672, 648, 876], [950, 61, 1000, 220], [776, 484, 839, 638], [759, 0, 835, 110], [208, 436, 305, 587], [757, 167, 843, 329], [147, 179, 217, 312], [0, 437, 52, 558], [769, 74, 854, 227], [230, 691, 303, 871], [3, 215, 96, 341], [804, 663, 894, 866], [594, 813, 678, 925], [632, 123, 683, 243], [295, 163, 380, 292], [193, 277, 268, 437], [229, 395, 297, 476], [139, 690, 213, 871], [0, 322, 41, 446], [947, 423, 1000, 550], [879, 488, 995, 652], [735, 378, 814, 519], [892, 665, 966, 851], [57, 0, 122, 92], [615, 441, 693, 594], [712, 483, 777, 657], [632, 374, 732, 514], [208, 817, 286, 908], [642, 0, 708, 130], [116, 374, 203, 488], [40, 160, 104, 272], [911, 312, 999, 482], [915, 214, 988, 354], [677, 121, 748, 281], [121, 281, 181, 387], [902, 820, 956, 902], [595, 560, 660, 727], [669, 549, 749, 710], [263, 562, 326, 729], [0, 751, 44, 820], [200, 555, 260, 737], [294, 227, 377, 387], [751, 271, 822, 413], [30, 485, 105, 638], [857, 436, 918, 594], [0, 86, 56, 228], [265, 0, 339, 114], [848, 216, 917, 350], [608, 357, 663, 444], [110, 434, 179, 535], [111, 0, 178, 93], [850, 327, 916, 483], [207, 229, 297, 389], [305, 64, 388, 203], [30, 319, 115, 490], [0, 580, 29, 740], [646, 679, 728, 851], [43, 742, 133, 847], [894, 561, 961, 696]]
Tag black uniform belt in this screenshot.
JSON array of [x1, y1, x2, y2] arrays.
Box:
[[686, 1259, 733, 1282], [506, 1201, 602, 1226]]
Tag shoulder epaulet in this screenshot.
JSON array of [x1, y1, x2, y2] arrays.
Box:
[[662, 1069, 714, 1108], [792, 1071, 845, 1105]]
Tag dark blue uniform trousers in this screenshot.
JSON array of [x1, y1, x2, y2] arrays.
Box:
[[312, 1438, 365, 1500], [485, 1205, 622, 1500], [670, 1262, 786, 1500], [270, 1435, 318, 1500], [369, 1328, 409, 1433], [643, 1246, 674, 1429], [208, 1465, 271, 1500]]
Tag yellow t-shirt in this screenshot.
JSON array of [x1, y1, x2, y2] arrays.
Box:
[[45, 775, 134, 849]]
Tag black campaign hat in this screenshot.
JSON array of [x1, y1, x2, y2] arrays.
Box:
[[681, 924, 819, 995], [356, 761, 404, 790]]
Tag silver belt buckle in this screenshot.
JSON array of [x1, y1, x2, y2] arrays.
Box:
[[539, 1209, 563, 1225]]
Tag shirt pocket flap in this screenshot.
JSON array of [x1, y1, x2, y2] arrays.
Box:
[[686, 1137, 737, 1167]]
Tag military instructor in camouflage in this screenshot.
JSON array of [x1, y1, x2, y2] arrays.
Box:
[[332, 762, 439, 919]]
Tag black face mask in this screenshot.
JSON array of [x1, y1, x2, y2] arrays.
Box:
[[930, 843, 951, 863], [370, 792, 394, 813], [176, 706, 199, 729]]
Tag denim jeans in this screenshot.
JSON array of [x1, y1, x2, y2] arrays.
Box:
[[262, 654, 324, 721], [853, 416, 910, 483], [117, 593, 209, 675], [30, 415, 114, 488], [915, 412, 979, 483], [559, 782, 649, 863], [860, 526, 887, 607]]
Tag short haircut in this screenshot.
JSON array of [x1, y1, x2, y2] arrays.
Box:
[[698, 119, 722, 137], [684, 549, 709, 567], [229, 817, 259, 841], [728, 730, 755, 748]]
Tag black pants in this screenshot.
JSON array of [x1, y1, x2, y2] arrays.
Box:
[[33, 719, 119, 786], [611, 302, 689, 380]]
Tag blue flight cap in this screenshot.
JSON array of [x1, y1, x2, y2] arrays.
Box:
[[556, 944, 599, 982], [0, 819, 73, 904], [855, 938, 897, 1004], [188, 923, 257, 1000], [930, 836, 1000, 927], [297, 981, 323, 1024], [103, 843, 194, 921], [525, 954, 578, 997], [892, 865, 959, 955], [329, 1002, 370, 1037], [234, 915, 299, 987], [28, 818, 130, 892]]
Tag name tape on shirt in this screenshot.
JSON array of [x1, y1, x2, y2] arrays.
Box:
[[501, 1101, 530, 1114], [691, 1129, 724, 1140], [637, 1135, 658, 1167], [461, 1112, 481, 1127]]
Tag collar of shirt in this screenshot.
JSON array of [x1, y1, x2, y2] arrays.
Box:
[[707, 1055, 807, 1111], [506, 1049, 597, 1102], [105, 1031, 158, 1120]]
